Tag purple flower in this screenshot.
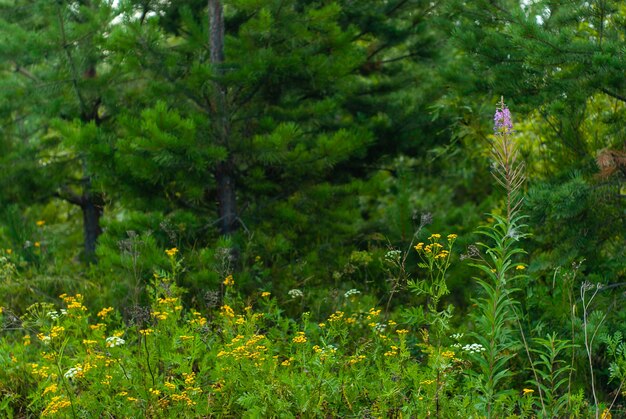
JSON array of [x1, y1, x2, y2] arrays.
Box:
[[494, 106, 513, 133]]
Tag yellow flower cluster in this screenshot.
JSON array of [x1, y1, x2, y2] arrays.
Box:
[[420, 379, 435, 385], [89, 323, 106, 331], [43, 383, 58, 396], [165, 247, 178, 257], [220, 305, 235, 318], [30, 363, 54, 379], [97, 307, 114, 318], [139, 328, 154, 336], [188, 310, 207, 326], [152, 311, 169, 321], [441, 350, 455, 358], [171, 392, 196, 406], [217, 334, 268, 361], [223, 275, 234, 286], [50, 326, 65, 339], [261, 291, 271, 298], [183, 372, 196, 386], [42, 396, 71, 417], [397, 329, 409, 335], [384, 345, 399, 357], [42, 352, 56, 361], [328, 311, 344, 323], [348, 354, 366, 365], [60, 294, 88, 316], [292, 331, 307, 344]]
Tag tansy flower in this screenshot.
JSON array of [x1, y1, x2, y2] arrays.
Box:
[[223, 275, 234, 286], [522, 388, 534, 395], [261, 291, 271, 297], [97, 307, 114, 318], [165, 247, 178, 257], [516, 265, 526, 270]]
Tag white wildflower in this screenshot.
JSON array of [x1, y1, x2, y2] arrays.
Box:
[[374, 323, 387, 333], [462, 343, 486, 354], [288, 289, 304, 299], [64, 366, 82, 379], [46, 311, 59, 320], [344, 289, 361, 298], [105, 336, 126, 348]]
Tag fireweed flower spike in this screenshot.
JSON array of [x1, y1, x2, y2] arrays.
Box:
[[494, 101, 513, 134]]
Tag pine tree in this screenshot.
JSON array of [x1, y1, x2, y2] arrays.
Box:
[[0, 0, 122, 261]]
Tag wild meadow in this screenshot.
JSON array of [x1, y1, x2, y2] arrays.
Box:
[[1, 99, 624, 418], [1, 1, 626, 418]]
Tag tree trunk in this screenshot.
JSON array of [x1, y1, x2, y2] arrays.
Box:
[[209, 0, 238, 235], [81, 193, 103, 262]]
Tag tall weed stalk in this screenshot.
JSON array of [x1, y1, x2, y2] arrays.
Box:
[[468, 98, 545, 416]]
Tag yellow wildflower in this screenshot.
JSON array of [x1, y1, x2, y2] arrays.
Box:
[[43, 383, 58, 395], [223, 275, 234, 286], [447, 234, 458, 240], [516, 265, 526, 270], [292, 332, 307, 344], [97, 307, 114, 318], [522, 388, 534, 395], [220, 305, 235, 318], [397, 329, 409, 335], [428, 234, 441, 240], [34, 242, 41, 248], [36, 220, 45, 227], [149, 388, 161, 396], [23, 335, 31, 346], [414, 242, 424, 251], [5, 249, 12, 255], [139, 328, 154, 336], [165, 247, 178, 257], [442, 351, 455, 358], [42, 396, 71, 417], [261, 291, 271, 298]]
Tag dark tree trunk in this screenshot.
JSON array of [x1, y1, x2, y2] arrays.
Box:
[[209, 0, 238, 235], [81, 193, 103, 261], [215, 162, 237, 234]]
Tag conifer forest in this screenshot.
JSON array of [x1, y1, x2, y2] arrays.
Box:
[[1, 1, 626, 417]]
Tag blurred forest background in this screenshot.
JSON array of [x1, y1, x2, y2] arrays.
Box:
[[0, 0, 625, 416]]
